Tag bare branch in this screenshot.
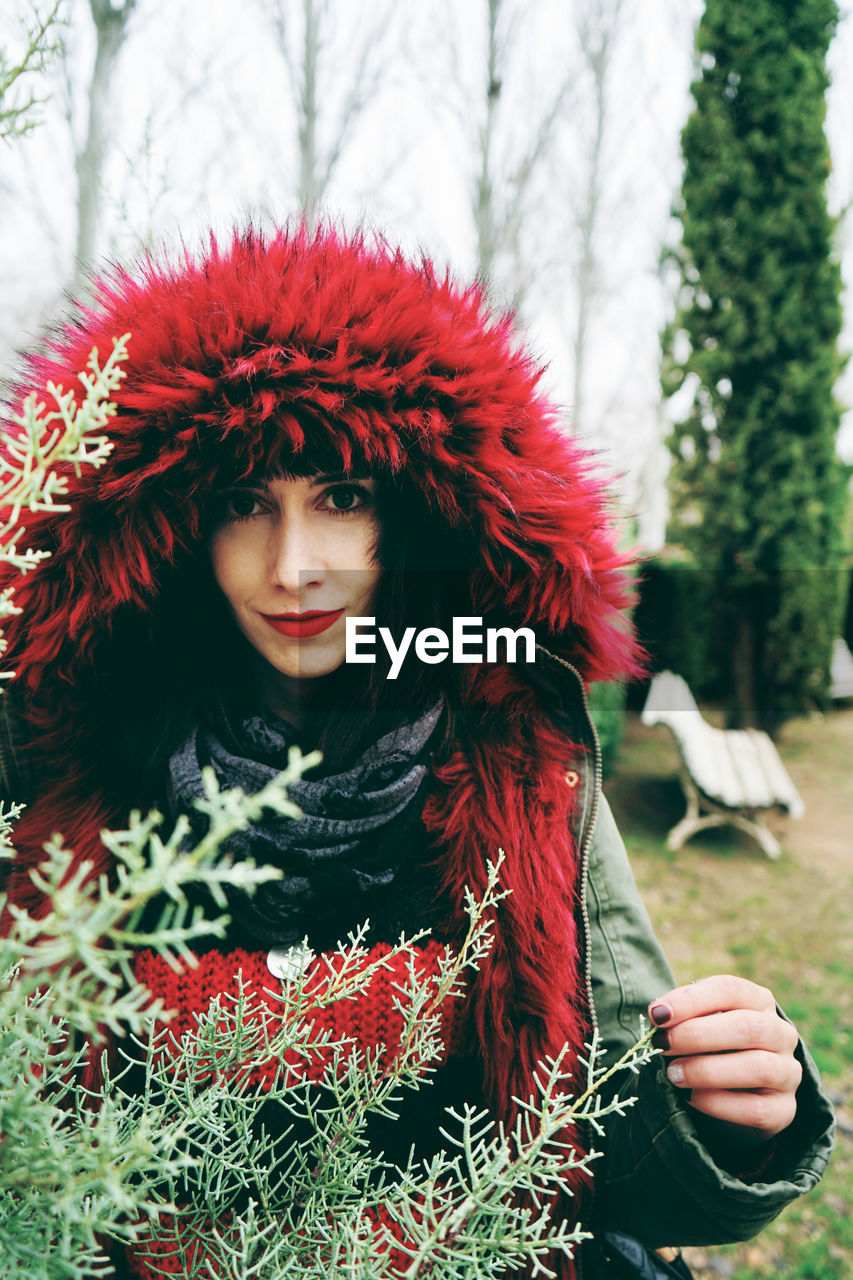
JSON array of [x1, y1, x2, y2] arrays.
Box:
[[73, 0, 137, 275], [0, 0, 65, 142], [564, 0, 627, 427], [319, 8, 393, 193], [419, 0, 582, 304], [474, 0, 503, 283], [258, 0, 400, 227]]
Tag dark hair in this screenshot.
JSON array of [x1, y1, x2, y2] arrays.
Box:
[[100, 462, 482, 807]]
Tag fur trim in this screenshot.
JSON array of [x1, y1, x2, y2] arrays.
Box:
[[2, 224, 638, 1276], [422, 662, 591, 1231], [3, 224, 636, 711]]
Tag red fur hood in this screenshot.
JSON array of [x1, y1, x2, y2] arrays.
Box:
[[2, 226, 640, 1274], [3, 224, 636, 712]]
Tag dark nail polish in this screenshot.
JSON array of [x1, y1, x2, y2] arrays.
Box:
[[652, 1029, 670, 1051], [650, 1002, 673, 1026]]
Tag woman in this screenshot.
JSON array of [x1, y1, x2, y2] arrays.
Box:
[[0, 225, 833, 1278]]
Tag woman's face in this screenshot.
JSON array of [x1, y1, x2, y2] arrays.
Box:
[[209, 472, 382, 692]]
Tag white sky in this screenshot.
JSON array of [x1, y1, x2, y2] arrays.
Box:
[[2, 0, 852, 547]]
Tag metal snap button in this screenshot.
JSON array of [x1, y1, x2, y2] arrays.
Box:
[[267, 942, 315, 981], [564, 770, 580, 788]]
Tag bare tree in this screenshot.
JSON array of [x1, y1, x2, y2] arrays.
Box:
[[257, 0, 398, 228], [479, 0, 581, 298], [633, 0, 703, 546], [0, 0, 255, 370], [564, 0, 627, 429], [473, 0, 502, 287], [71, 0, 136, 275], [0, 1, 64, 142], [421, 0, 579, 304]]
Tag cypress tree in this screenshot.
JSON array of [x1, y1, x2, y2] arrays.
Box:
[[662, 0, 850, 729]]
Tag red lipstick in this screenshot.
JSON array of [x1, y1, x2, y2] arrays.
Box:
[[262, 608, 345, 638]]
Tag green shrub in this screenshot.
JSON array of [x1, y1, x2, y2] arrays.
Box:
[[631, 551, 722, 700], [587, 680, 627, 778]]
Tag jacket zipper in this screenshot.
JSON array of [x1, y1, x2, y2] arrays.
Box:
[[565, 659, 602, 1280], [535, 648, 605, 1280], [535, 647, 603, 1038], [576, 670, 602, 1040]]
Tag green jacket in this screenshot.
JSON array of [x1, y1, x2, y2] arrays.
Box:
[[532, 644, 836, 1263], [0, 657, 836, 1263], [585, 795, 835, 1249]]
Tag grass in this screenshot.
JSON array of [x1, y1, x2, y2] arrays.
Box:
[[604, 706, 853, 1280]]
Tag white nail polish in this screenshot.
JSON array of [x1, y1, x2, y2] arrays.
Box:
[[667, 1062, 685, 1085]]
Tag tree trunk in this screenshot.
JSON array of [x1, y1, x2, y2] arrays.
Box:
[[570, 0, 623, 428], [731, 605, 760, 728], [474, 0, 501, 286], [74, 0, 135, 279], [297, 0, 320, 228]]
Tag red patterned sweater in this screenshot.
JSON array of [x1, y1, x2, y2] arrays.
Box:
[[123, 939, 469, 1278]]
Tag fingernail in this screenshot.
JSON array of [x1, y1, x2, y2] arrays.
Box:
[[650, 1002, 673, 1026], [667, 1062, 685, 1085], [652, 1029, 670, 1051]]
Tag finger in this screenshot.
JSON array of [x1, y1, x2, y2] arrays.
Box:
[[654, 1009, 800, 1057], [665, 1049, 803, 1094], [649, 975, 775, 1027], [686, 1087, 798, 1138]]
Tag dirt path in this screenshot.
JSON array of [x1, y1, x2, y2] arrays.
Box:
[[770, 704, 853, 873], [610, 702, 852, 873], [605, 702, 852, 1002]]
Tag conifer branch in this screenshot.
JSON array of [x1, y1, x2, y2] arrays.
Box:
[[0, 344, 661, 1277], [0, 334, 128, 679]]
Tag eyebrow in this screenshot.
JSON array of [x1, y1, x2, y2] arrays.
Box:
[[310, 470, 373, 485], [229, 469, 374, 490]]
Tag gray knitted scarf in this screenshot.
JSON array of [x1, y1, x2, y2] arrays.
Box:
[[166, 697, 446, 949]]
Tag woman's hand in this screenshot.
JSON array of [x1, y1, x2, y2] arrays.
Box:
[[648, 975, 803, 1144]]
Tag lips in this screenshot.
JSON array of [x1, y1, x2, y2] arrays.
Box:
[[261, 608, 345, 638]]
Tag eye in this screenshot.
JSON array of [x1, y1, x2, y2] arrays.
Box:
[[321, 484, 372, 516], [217, 490, 266, 522]]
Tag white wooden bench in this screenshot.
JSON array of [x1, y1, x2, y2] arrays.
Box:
[[641, 671, 805, 859], [830, 638, 853, 699]]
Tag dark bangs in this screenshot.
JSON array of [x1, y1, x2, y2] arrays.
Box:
[[210, 407, 388, 490], [112, 439, 477, 801]]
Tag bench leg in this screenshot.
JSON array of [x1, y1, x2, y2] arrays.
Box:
[[726, 814, 782, 860], [668, 772, 782, 859], [667, 811, 728, 850], [667, 772, 708, 849]]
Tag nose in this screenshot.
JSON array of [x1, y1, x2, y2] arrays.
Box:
[[268, 513, 327, 596]]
